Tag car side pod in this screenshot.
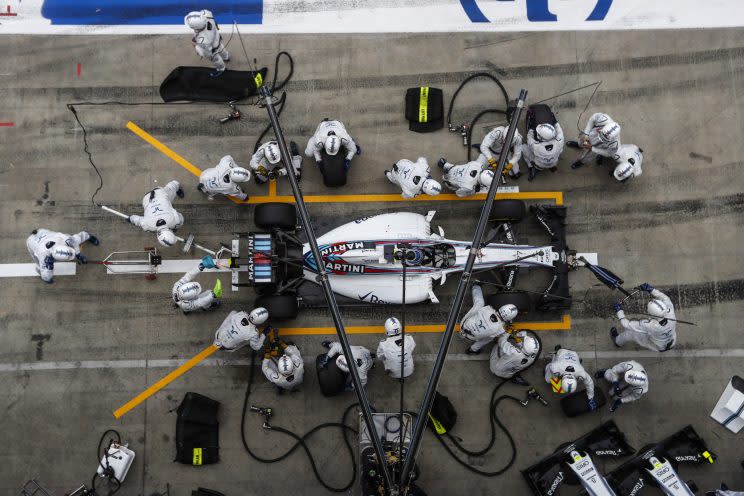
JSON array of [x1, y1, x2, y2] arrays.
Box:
[[566, 450, 618, 496], [645, 457, 695, 496]]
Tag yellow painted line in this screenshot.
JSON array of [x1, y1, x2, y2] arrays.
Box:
[[278, 315, 570, 335], [127, 122, 563, 207], [113, 344, 219, 419]]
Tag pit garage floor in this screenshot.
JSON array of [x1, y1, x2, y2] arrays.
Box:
[[1, 29, 744, 495]]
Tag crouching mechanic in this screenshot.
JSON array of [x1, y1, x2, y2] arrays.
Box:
[[545, 347, 597, 411], [567, 112, 621, 169], [321, 341, 374, 389], [26, 228, 100, 283], [184, 10, 229, 77], [198, 155, 251, 201], [595, 360, 649, 412], [437, 158, 494, 197], [385, 157, 441, 199], [522, 122, 565, 181], [490, 331, 540, 385], [263, 340, 304, 392], [377, 317, 416, 379], [611, 283, 676, 352], [250, 140, 302, 184], [213, 308, 269, 352], [172, 256, 222, 313], [459, 285, 517, 354], [128, 180, 185, 248], [611, 144, 643, 182], [305, 119, 359, 182], [478, 125, 523, 179], [708, 484, 744, 496]]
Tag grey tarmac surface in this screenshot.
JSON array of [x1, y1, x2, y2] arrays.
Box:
[[1, 29, 744, 495]]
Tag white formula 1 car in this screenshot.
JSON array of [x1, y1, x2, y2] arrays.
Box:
[[236, 200, 581, 319]]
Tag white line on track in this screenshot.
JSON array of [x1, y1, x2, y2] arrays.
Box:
[[1, 349, 742, 373]]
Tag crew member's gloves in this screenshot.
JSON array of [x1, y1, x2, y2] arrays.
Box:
[[587, 398, 598, 411], [612, 302, 623, 312], [201, 255, 217, 269], [176, 188, 185, 199], [639, 283, 654, 293], [315, 160, 323, 168], [262, 326, 273, 336], [610, 399, 622, 412], [43, 255, 55, 270], [343, 159, 351, 171], [126, 216, 133, 224], [488, 157, 497, 167], [613, 382, 622, 394]]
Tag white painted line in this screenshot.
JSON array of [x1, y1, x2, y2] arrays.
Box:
[[0, 262, 76, 278], [1, 349, 742, 373], [103, 259, 247, 275]]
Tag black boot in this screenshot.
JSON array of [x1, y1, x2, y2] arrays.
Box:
[[609, 327, 620, 347], [595, 155, 604, 165], [88, 234, 100, 246], [510, 374, 529, 386], [594, 369, 607, 379], [571, 160, 584, 170], [528, 167, 537, 182], [437, 158, 447, 169], [465, 347, 482, 355], [566, 140, 580, 149]]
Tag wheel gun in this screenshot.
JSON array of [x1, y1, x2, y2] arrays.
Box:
[[250, 405, 274, 429]]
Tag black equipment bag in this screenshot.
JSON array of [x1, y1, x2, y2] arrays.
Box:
[[192, 489, 225, 496], [316, 353, 347, 397], [525, 104, 558, 132], [427, 391, 457, 435], [560, 388, 607, 418], [405, 87, 444, 133], [318, 150, 348, 188], [175, 392, 220, 465], [160, 66, 268, 102]]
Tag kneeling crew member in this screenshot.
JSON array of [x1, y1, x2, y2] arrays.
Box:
[[545, 347, 597, 411], [377, 317, 416, 379], [567, 112, 621, 169], [184, 10, 230, 77], [263, 341, 304, 391], [460, 284, 518, 354], [213, 308, 269, 352], [489, 331, 540, 385], [26, 228, 99, 283], [172, 256, 222, 313], [595, 360, 649, 412], [478, 125, 523, 178], [385, 157, 441, 199], [128, 180, 185, 248], [198, 155, 251, 201], [250, 140, 303, 183], [322, 341, 374, 389], [437, 158, 494, 197], [305, 119, 359, 171], [611, 282, 676, 352], [611, 144, 643, 182]]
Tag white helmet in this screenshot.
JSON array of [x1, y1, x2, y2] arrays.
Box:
[[498, 304, 518, 323], [277, 355, 296, 377], [51, 245, 76, 261], [421, 178, 442, 196], [613, 162, 635, 182], [184, 11, 207, 31], [384, 317, 402, 337], [561, 374, 577, 394], [599, 122, 621, 143], [176, 281, 202, 302], [157, 228, 177, 247], [336, 355, 349, 374], [647, 298, 671, 318], [535, 123, 557, 142], [325, 135, 341, 156], [624, 369, 648, 387], [248, 307, 269, 325], [478, 170, 494, 188], [264, 142, 282, 164], [519, 334, 539, 357], [229, 167, 251, 183]]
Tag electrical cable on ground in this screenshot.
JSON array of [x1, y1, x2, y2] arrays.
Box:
[[253, 51, 294, 151], [91, 429, 122, 496], [67, 105, 104, 206], [240, 351, 359, 493]]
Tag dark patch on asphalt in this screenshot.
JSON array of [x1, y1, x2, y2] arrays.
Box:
[[567, 192, 744, 234], [35, 181, 55, 207], [30, 334, 51, 360], [689, 152, 713, 163], [572, 279, 744, 320]]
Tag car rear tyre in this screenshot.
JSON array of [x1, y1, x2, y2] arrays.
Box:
[[489, 199, 526, 223], [255, 202, 297, 231], [486, 291, 532, 314], [255, 294, 299, 320]]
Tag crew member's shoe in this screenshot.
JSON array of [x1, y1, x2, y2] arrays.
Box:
[[209, 70, 225, 78], [594, 369, 607, 379], [321, 340, 332, 349], [549, 167, 557, 173], [465, 347, 482, 355], [510, 374, 529, 386], [571, 160, 584, 169], [527, 167, 537, 182], [437, 158, 447, 169], [88, 234, 100, 246], [76, 253, 88, 264], [511, 172, 522, 180], [176, 188, 185, 198], [596, 155, 604, 165], [609, 327, 620, 347], [566, 140, 580, 149]]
